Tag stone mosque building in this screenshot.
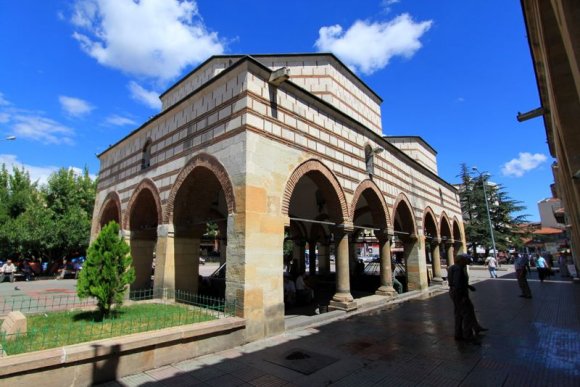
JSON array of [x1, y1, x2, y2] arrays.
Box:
[[92, 53, 466, 340]]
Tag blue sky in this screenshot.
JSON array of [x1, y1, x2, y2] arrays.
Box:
[[0, 0, 552, 221]]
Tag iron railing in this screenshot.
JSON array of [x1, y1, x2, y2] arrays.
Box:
[[0, 288, 238, 357]]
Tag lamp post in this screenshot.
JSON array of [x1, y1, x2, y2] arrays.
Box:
[[472, 167, 497, 263]]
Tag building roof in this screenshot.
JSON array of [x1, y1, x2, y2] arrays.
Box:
[[532, 227, 564, 235]]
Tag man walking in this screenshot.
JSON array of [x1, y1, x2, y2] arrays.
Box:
[[485, 255, 498, 278], [514, 253, 532, 298], [448, 254, 488, 343]]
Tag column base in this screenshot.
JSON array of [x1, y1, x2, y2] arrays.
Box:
[[375, 286, 398, 297], [431, 276, 444, 284], [328, 299, 358, 312]]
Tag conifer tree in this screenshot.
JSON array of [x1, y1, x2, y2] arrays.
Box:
[[77, 221, 135, 319]]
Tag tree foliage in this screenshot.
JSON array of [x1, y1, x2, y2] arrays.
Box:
[[77, 221, 135, 319], [0, 165, 96, 265], [458, 164, 529, 254]]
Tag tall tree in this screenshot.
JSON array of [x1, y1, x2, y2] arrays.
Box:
[[458, 164, 528, 255], [77, 221, 135, 319]]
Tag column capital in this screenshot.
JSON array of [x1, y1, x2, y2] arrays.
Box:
[[335, 222, 354, 233], [157, 224, 174, 237], [430, 237, 442, 245], [374, 228, 394, 242]]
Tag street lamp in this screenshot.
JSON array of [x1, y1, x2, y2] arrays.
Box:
[[472, 167, 498, 263], [1, 135, 16, 142]]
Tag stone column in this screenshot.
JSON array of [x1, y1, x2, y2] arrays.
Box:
[[349, 232, 358, 274], [318, 242, 330, 275], [173, 233, 200, 294], [219, 239, 227, 266], [405, 234, 428, 291], [374, 229, 397, 297], [446, 240, 455, 266], [130, 230, 156, 290], [292, 240, 306, 274], [308, 241, 317, 275], [431, 238, 444, 283], [154, 224, 175, 294], [329, 224, 357, 311]]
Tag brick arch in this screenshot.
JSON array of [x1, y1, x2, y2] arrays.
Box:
[[123, 178, 163, 230], [439, 212, 452, 239], [452, 217, 464, 242], [164, 153, 236, 224], [423, 206, 439, 238], [350, 179, 391, 228], [97, 191, 122, 229], [392, 193, 418, 236], [281, 159, 348, 222]]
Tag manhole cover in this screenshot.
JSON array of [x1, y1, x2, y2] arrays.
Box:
[[266, 348, 338, 375]]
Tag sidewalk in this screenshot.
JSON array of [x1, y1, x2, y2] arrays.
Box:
[[98, 270, 580, 386]]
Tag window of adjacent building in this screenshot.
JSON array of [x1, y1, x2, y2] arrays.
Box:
[[141, 139, 152, 170]]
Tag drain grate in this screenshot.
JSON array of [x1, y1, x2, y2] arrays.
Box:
[[266, 348, 338, 375]]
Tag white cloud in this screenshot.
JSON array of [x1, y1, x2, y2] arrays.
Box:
[[71, 0, 224, 81], [105, 114, 136, 126], [128, 81, 162, 110], [0, 92, 10, 106], [315, 13, 432, 75], [59, 95, 95, 117], [11, 114, 75, 145], [381, 0, 400, 13], [0, 154, 59, 185], [501, 152, 548, 177], [0, 92, 75, 145], [0, 154, 95, 185]]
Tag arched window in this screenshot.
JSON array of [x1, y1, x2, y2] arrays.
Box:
[[141, 139, 152, 170]]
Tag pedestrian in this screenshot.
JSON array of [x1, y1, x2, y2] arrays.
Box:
[[0, 259, 17, 283], [535, 254, 548, 282], [558, 253, 569, 278], [295, 272, 314, 304], [514, 253, 532, 298], [448, 254, 488, 343], [485, 255, 498, 278]]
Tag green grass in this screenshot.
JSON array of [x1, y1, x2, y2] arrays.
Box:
[[1, 303, 217, 356]]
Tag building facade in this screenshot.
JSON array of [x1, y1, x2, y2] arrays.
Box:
[[521, 0, 580, 272], [92, 54, 466, 340]]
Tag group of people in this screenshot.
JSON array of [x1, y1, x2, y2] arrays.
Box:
[[283, 272, 314, 306], [0, 258, 42, 283]]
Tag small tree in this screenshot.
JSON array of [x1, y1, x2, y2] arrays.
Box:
[[77, 221, 135, 319]]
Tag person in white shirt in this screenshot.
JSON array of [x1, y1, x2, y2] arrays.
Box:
[[485, 255, 498, 278], [0, 259, 17, 283]]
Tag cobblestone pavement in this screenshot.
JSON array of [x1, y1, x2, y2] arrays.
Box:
[[94, 268, 579, 387]]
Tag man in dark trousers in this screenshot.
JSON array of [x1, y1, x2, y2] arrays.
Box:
[[448, 254, 488, 343]]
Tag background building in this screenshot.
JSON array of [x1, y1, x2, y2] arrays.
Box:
[[520, 0, 579, 275]]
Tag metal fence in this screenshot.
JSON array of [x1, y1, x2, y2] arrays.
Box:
[[0, 288, 238, 357]]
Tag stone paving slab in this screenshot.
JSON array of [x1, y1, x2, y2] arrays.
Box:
[[110, 269, 579, 387]]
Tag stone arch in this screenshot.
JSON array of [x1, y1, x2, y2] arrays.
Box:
[[423, 207, 439, 239], [164, 153, 236, 224], [281, 159, 348, 223], [97, 191, 122, 230], [392, 193, 417, 237], [123, 178, 163, 230], [349, 179, 391, 228], [439, 212, 452, 240], [452, 217, 464, 243]]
